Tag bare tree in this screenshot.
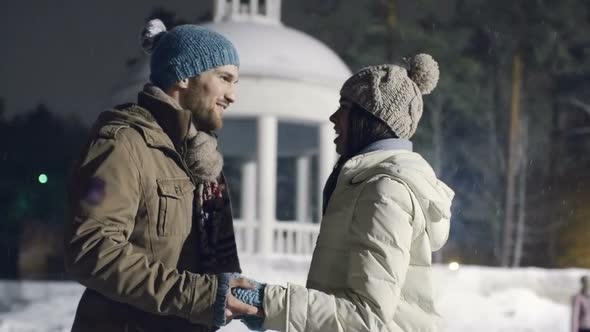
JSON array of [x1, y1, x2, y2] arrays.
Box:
[[500, 53, 523, 267], [512, 117, 528, 267]]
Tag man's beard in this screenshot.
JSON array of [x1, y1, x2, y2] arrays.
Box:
[[191, 107, 222, 132], [181, 87, 223, 131]]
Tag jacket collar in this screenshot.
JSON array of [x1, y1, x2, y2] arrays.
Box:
[[359, 138, 413, 154], [340, 150, 416, 185], [137, 84, 192, 151], [341, 139, 415, 185]]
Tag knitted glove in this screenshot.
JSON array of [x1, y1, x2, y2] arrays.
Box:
[[233, 280, 266, 331], [214, 273, 264, 328], [240, 315, 265, 331], [213, 272, 236, 327]]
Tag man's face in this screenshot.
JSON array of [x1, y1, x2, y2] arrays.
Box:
[[329, 98, 352, 156], [179, 65, 239, 131]]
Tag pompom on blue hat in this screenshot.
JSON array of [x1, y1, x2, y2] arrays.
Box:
[[140, 19, 240, 90]]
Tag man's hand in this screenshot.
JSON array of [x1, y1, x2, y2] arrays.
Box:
[[225, 278, 264, 322], [225, 294, 263, 321]]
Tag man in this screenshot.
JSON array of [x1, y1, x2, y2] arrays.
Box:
[[64, 19, 259, 332], [573, 276, 590, 332]]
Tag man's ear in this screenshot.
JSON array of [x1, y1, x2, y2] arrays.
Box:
[[176, 78, 190, 89]]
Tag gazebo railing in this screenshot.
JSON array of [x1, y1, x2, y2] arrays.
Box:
[[233, 220, 320, 256], [232, 220, 256, 254]]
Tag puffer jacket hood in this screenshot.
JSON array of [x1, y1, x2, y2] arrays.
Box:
[[347, 150, 454, 251]]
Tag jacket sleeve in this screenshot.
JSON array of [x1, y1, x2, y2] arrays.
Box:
[[572, 295, 580, 332], [64, 129, 218, 326], [263, 177, 413, 332]]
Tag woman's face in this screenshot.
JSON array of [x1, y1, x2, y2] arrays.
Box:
[[329, 99, 352, 156]]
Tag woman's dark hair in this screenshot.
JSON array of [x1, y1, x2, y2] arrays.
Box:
[[322, 103, 398, 214], [342, 103, 398, 160]]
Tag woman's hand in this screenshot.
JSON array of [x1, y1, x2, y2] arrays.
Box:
[[226, 277, 264, 321]]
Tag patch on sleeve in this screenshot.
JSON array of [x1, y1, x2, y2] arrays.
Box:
[[84, 177, 106, 206]]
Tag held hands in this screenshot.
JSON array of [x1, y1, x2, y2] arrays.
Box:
[[225, 277, 264, 321], [231, 276, 267, 331], [215, 273, 266, 330], [232, 278, 266, 331]]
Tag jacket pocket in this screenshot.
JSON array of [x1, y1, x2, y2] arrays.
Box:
[[156, 177, 195, 236]]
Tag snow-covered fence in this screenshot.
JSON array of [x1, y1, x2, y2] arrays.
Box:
[[233, 220, 319, 256]]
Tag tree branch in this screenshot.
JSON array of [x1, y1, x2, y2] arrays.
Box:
[[561, 97, 590, 117]]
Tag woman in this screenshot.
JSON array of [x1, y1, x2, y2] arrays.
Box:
[[232, 53, 454, 332], [572, 276, 590, 332]]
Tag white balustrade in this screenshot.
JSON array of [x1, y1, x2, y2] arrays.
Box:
[[233, 220, 319, 256]]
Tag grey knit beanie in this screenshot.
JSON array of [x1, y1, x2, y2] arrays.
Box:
[[340, 54, 439, 139], [140, 19, 240, 90]]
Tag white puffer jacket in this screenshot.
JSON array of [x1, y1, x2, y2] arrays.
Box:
[[263, 149, 454, 332]]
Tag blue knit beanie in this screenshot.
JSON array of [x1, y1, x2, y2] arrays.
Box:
[[140, 19, 240, 90]]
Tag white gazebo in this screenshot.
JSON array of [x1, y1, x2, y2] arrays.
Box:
[[114, 0, 351, 257]]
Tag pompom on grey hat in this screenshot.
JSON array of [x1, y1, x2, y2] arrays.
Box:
[[140, 19, 240, 90], [340, 53, 439, 139]]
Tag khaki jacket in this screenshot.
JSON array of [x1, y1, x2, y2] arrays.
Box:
[[64, 88, 239, 332], [263, 150, 454, 332]]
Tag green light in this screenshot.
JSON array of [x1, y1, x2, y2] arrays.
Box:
[[38, 174, 48, 184]]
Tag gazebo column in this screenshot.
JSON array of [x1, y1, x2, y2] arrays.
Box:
[[295, 155, 311, 223], [295, 155, 311, 254], [231, 0, 240, 15], [257, 116, 277, 256], [318, 122, 337, 221], [240, 160, 257, 254], [249, 0, 259, 15]]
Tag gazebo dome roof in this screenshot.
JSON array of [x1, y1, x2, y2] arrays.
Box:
[[201, 21, 351, 87], [112, 0, 351, 124]]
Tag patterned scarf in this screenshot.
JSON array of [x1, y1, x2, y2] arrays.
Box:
[[184, 132, 241, 274]]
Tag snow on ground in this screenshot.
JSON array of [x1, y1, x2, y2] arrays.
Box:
[[431, 266, 579, 332], [0, 256, 587, 332]]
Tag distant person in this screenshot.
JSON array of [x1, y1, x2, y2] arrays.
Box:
[[232, 54, 455, 331], [64, 19, 260, 332], [573, 276, 590, 332]]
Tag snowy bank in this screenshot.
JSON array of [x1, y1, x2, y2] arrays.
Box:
[[0, 257, 588, 332]]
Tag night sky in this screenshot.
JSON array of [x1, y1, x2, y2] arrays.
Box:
[[0, 1, 213, 120]]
